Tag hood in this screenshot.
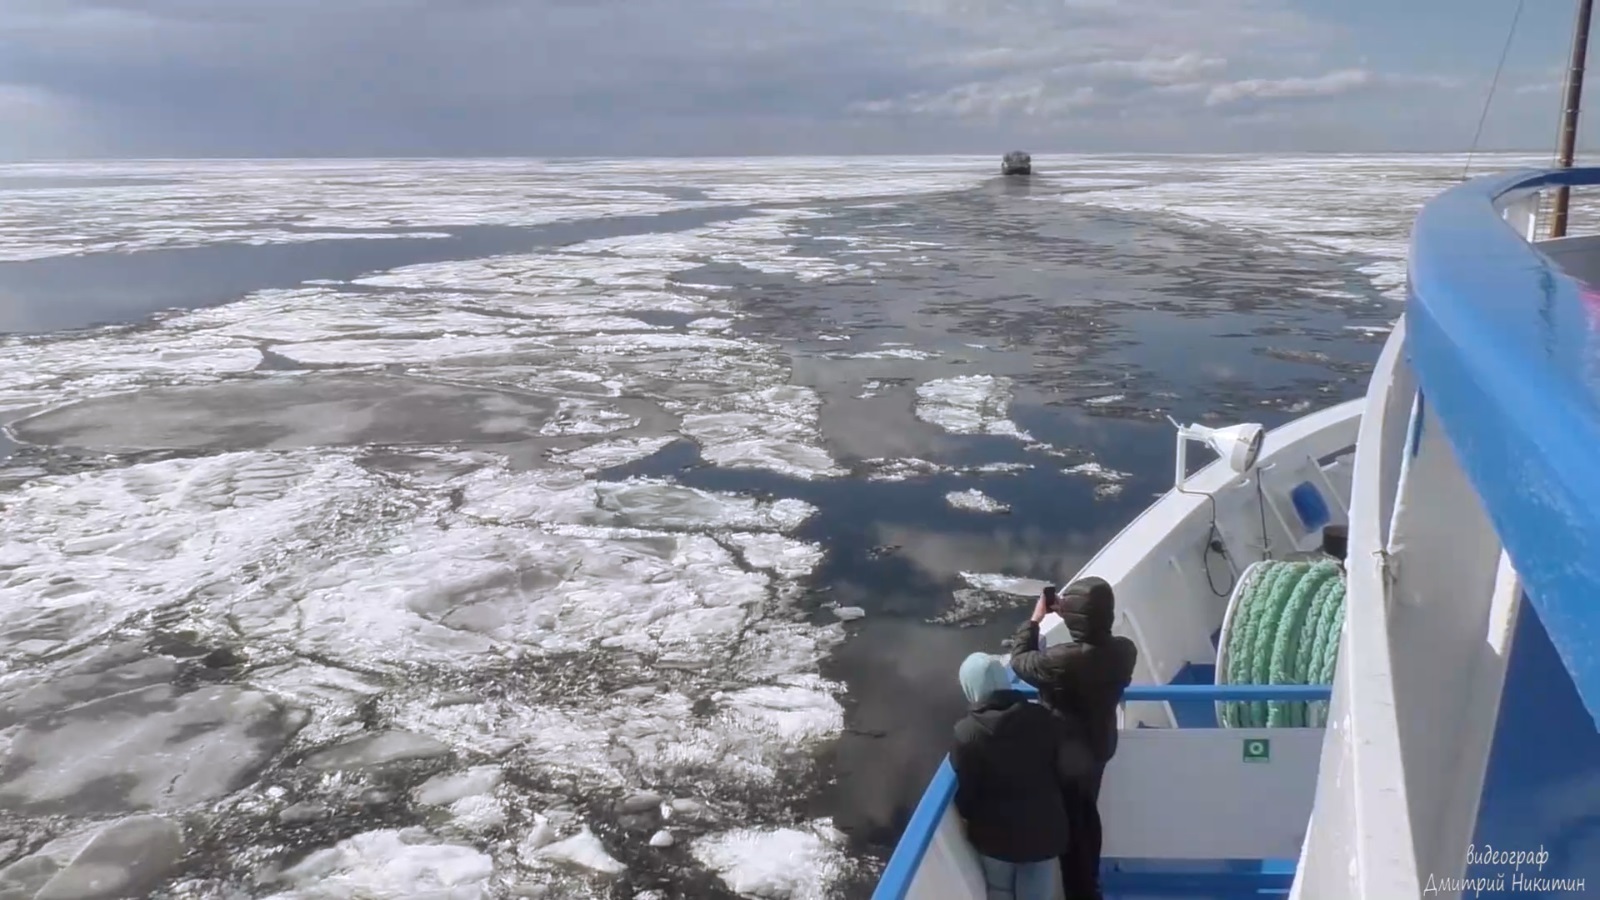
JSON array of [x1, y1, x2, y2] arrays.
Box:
[[958, 652, 1012, 705], [1056, 576, 1115, 644], [967, 690, 1030, 732]]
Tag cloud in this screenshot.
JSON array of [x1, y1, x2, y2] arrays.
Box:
[[1086, 53, 1230, 86], [0, 0, 1520, 157], [1204, 69, 1376, 107]]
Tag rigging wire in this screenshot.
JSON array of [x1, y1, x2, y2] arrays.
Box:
[[1465, 0, 1529, 180]]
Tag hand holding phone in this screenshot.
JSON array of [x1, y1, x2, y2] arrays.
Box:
[[1031, 586, 1057, 623]]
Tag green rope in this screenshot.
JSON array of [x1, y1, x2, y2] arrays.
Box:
[[1218, 559, 1346, 728]]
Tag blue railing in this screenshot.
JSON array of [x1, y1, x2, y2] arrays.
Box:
[[1407, 166, 1600, 727], [871, 681, 1334, 900]]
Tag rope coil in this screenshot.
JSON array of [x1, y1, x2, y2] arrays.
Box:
[[1215, 559, 1346, 728]]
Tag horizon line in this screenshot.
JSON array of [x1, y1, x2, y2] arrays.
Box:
[[0, 148, 1566, 164]]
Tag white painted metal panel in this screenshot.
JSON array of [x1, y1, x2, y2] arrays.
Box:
[[1101, 727, 1322, 860], [904, 805, 994, 900], [1384, 389, 1511, 884], [1291, 322, 1424, 900]]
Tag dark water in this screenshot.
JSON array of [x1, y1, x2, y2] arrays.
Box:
[[0, 173, 1393, 896], [0, 206, 747, 334]]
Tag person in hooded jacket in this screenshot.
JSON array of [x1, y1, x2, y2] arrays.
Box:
[[1007, 576, 1138, 900], [952, 652, 1094, 900]]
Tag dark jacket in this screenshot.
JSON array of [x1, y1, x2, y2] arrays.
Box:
[[951, 689, 1091, 863], [1009, 578, 1138, 766]]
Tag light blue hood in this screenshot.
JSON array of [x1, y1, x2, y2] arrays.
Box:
[[958, 652, 1011, 705]]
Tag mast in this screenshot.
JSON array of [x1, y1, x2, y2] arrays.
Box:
[[1551, 0, 1595, 238]]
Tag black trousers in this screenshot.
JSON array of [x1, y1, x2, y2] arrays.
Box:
[[1059, 767, 1104, 900]]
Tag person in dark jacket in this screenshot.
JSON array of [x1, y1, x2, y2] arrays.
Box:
[[1008, 576, 1138, 900], [951, 652, 1093, 900]]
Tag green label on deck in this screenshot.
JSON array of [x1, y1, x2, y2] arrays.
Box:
[[1243, 739, 1270, 763]]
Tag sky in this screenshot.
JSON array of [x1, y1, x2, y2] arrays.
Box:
[[0, 0, 1592, 158]]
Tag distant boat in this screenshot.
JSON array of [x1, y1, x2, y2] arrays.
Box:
[[1001, 151, 1031, 176]]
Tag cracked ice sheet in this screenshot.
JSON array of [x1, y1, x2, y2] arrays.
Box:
[[391, 674, 843, 788], [0, 449, 821, 668], [0, 449, 850, 897], [0, 452, 388, 661], [0, 444, 843, 760], [914, 375, 1033, 441]]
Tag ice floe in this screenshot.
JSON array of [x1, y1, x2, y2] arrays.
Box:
[[529, 828, 625, 876], [959, 571, 1049, 597], [945, 488, 1011, 514], [261, 829, 494, 900], [931, 589, 1019, 628], [914, 374, 1033, 440], [691, 822, 850, 900], [1062, 461, 1132, 498], [24, 815, 185, 900], [548, 435, 676, 473]]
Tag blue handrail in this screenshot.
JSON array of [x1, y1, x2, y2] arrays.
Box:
[[1010, 675, 1333, 702], [871, 681, 1334, 900], [1407, 166, 1600, 726]]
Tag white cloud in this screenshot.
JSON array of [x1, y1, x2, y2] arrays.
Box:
[[1205, 69, 1374, 107], [1085, 53, 1229, 85], [851, 81, 1098, 119], [1202, 69, 1461, 108]]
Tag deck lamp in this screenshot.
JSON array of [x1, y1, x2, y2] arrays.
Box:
[[1169, 418, 1264, 488]]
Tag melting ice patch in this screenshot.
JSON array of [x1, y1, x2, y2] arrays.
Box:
[[914, 375, 1033, 441]]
